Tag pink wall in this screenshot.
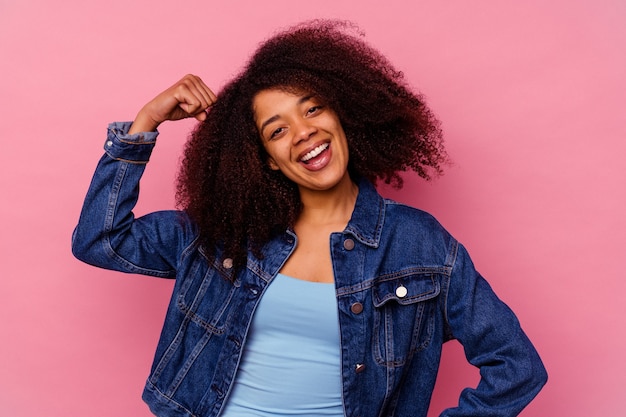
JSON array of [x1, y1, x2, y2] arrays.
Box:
[[1, 0, 624, 415]]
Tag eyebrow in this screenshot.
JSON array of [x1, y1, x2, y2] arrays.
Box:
[[259, 95, 314, 133]]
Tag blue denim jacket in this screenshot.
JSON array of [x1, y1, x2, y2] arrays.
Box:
[[72, 122, 547, 417]]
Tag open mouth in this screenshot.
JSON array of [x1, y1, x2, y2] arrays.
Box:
[[300, 143, 329, 164]]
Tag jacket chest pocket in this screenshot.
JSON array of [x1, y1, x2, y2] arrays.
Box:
[[176, 255, 238, 335], [372, 272, 440, 367]]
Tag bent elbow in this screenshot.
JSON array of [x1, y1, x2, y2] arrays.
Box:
[[71, 224, 104, 267], [518, 346, 549, 406], [531, 356, 549, 394]]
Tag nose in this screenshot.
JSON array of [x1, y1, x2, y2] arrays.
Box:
[[292, 118, 317, 144]]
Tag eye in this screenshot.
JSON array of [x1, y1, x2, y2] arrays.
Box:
[[306, 105, 323, 116], [269, 126, 285, 139]]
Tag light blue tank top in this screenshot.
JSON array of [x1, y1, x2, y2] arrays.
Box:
[[220, 273, 343, 416]]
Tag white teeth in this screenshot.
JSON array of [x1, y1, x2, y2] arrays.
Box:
[[301, 143, 329, 162]]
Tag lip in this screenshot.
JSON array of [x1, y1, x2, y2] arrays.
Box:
[[297, 140, 332, 171], [297, 140, 330, 162]]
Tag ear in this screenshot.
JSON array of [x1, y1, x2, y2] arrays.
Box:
[[267, 157, 280, 171]]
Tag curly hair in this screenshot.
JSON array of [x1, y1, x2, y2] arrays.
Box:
[[176, 19, 446, 271]]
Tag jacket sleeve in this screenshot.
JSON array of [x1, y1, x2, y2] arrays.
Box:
[[441, 242, 547, 416], [71, 122, 194, 278]]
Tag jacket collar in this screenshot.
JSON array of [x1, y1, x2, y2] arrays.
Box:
[[254, 178, 384, 280], [343, 178, 385, 248]]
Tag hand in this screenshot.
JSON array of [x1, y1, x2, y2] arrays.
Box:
[[129, 74, 217, 134]]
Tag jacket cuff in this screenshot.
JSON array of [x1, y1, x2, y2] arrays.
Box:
[[104, 121, 159, 163]]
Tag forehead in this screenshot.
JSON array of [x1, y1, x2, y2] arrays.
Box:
[[254, 87, 318, 115]]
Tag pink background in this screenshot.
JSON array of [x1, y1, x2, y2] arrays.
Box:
[[1, 0, 624, 415]]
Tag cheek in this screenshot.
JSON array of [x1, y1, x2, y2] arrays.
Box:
[[267, 157, 280, 171]]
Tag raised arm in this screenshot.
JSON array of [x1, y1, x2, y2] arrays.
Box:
[[71, 75, 216, 277]]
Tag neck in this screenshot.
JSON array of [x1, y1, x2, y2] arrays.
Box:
[[297, 175, 359, 227]]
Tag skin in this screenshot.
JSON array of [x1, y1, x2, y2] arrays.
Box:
[[254, 89, 358, 283], [129, 74, 216, 134], [131, 76, 357, 283]]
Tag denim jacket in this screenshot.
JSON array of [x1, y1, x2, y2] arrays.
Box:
[[72, 122, 547, 417]]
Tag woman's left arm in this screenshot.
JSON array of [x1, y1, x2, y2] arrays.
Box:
[[441, 243, 548, 416]]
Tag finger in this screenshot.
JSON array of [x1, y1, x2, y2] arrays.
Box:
[[186, 75, 217, 107], [196, 77, 218, 104], [173, 82, 207, 117], [178, 75, 212, 112], [177, 99, 203, 118]]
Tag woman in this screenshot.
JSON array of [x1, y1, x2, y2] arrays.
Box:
[[73, 20, 546, 417]]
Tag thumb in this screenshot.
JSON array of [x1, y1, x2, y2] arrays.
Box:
[[194, 111, 208, 122]]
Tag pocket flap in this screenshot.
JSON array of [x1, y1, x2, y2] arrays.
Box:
[[373, 273, 440, 307]]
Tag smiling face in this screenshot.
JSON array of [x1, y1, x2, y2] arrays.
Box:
[[253, 88, 352, 194]]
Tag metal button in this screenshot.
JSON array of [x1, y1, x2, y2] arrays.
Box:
[[350, 302, 363, 314], [395, 285, 408, 298], [106, 140, 113, 147], [222, 258, 233, 269], [355, 363, 366, 373], [343, 238, 355, 250]]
